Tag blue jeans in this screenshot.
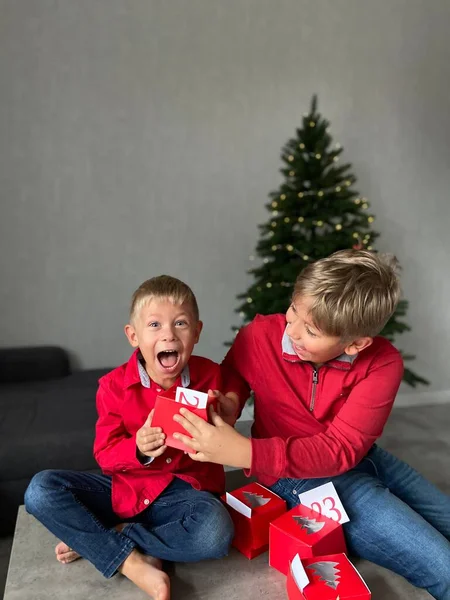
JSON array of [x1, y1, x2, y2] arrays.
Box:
[[25, 470, 234, 578], [270, 445, 450, 600]]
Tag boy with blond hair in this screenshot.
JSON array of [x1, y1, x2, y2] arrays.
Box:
[[174, 250, 450, 600], [25, 275, 238, 600]]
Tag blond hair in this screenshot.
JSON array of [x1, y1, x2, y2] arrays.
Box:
[[293, 250, 401, 339], [130, 275, 199, 323]]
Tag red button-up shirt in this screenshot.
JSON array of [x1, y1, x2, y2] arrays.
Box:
[[93, 350, 225, 518], [222, 314, 404, 486]]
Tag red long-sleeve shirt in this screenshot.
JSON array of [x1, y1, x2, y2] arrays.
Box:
[[94, 350, 226, 518], [222, 314, 404, 486]]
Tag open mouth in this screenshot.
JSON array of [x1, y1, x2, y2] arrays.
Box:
[[293, 343, 307, 356], [157, 350, 181, 371]]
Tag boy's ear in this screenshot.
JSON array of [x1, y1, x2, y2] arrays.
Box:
[[193, 320, 203, 344], [124, 323, 139, 348], [344, 336, 373, 356]]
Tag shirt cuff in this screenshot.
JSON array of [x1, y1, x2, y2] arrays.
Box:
[[248, 437, 286, 480], [136, 448, 155, 466]]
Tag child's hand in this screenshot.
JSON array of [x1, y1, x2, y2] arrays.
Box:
[[136, 409, 167, 458], [214, 390, 240, 426], [173, 406, 252, 468]]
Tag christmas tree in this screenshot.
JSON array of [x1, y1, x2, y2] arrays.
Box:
[[293, 515, 325, 535], [242, 491, 271, 508], [307, 561, 341, 590], [232, 96, 427, 387]]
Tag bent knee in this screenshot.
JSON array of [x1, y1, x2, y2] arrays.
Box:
[[193, 498, 234, 558], [425, 553, 450, 593], [25, 470, 60, 515]]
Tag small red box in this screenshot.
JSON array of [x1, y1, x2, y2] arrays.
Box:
[[287, 553, 371, 600], [221, 482, 287, 559], [269, 504, 347, 575], [152, 389, 217, 453]]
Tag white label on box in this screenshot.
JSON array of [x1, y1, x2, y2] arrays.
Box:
[[175, 387, 208, 409], [291, 554, 310, 593], [225, 492, 252, 518], [298, 482, 350, 524]]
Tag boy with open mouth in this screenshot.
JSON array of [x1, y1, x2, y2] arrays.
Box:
[[25, 275, 241, 600]]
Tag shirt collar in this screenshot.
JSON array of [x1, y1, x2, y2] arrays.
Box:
[[124, 349, 191, 388], [281, 325, 356, 370]]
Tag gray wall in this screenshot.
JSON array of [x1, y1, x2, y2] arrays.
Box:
[[1, 0, 450, 393]]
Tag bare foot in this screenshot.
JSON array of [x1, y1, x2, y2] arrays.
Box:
[[119, 549, 170, 600], [55, 542, 81, 564]]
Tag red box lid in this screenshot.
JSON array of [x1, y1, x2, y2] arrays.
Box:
[[225, 482, 286, 521], [271, 503, 342, 548], [152, 390, 216, 453], [287, 553, 371, 600]]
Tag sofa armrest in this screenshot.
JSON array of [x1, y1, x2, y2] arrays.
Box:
[[0, 346, 71, 384]]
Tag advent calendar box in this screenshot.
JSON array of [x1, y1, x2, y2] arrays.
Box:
[[152, 387, 217, 453], [221, 482, 287, 559], [287, 553, 371, 600], [269, 503, 347, 575]]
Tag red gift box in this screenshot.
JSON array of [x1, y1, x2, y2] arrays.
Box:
[[221, 482, 287, 559], [270, 504, 347, 575], [152, 387, 217, 453], [287, 553, 371, 600]]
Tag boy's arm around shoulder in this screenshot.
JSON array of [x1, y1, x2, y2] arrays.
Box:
[[249, 345, 404, 481], [93, 374, 149, 474]]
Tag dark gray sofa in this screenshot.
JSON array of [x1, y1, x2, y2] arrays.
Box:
[[0, 346, 110, 536]]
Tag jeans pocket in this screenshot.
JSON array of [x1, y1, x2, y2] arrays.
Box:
[[270, 478, 309, 498], [268, 480, 283, 496]]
